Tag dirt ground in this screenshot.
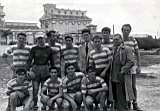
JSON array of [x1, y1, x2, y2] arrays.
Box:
[[0, 55, 160, 111]]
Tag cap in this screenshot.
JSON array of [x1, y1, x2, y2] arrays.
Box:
[[35, 32, 45, 39]]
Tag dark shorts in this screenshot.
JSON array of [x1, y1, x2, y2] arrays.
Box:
[[31, 65, 50, 82]]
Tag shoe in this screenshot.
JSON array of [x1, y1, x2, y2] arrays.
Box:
[[128, 102, 131, 110], [33, 105, 38, 111], [41, 105, 46, 111], [133, 103, 143, 111]]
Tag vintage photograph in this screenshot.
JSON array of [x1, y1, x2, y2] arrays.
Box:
[[0, 0, 159, 111]]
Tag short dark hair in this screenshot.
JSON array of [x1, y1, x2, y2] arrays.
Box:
[[17, 33, 26, 38], [114, 33, 123, 40], [93, 35, 102, 40], [16, 69, 26, 75], [49, 66, 58, 72], [121, 24, 132, 32], [65, 35, 73, 41], [82, 28, 90, 34], [101, 27, 111, 33], [46, 30, 56, 37]]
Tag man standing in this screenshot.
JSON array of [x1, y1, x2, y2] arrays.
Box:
[[101, 27, 111, 45], [79, 28, 94, 73], [2, 33, 30, 78], [46, 30, 62, 77], [27, 32, 54, 110], [122, 24, 142, 111], [61, 35, 80, 77], [111, 34, 134, 111]]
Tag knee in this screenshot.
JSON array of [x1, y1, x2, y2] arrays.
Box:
[[75, 92, 82, 100], [86, 96, 93, 106], [10, 92, 17, 101], [56, 98, 63, 106], [62, 100, 70, 109]]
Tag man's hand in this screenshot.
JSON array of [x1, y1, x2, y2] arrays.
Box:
[[47, 98, 53, 107], [136, 66, 141, 74], [100, 70, 106, 78], [2, 53, 8, 58]]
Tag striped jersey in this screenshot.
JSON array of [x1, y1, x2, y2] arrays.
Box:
[[89, 46, 112, 71], [50, 43, 62, 68], [123, 37, 139, 56], [81, 76, 107, 94], [62, 72, 84, 93], [61, 45, 79, 64], [7, 78, 31, 95], [5, 45, 30, 70], [43, 78, 62, 97]]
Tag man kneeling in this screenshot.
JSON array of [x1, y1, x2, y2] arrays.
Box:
[[81, 66, 108, 111], [6, 69, 32, 111], [41, 67, 63, 111]]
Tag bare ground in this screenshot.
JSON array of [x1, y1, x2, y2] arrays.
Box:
[[1, 55, 160, 111]]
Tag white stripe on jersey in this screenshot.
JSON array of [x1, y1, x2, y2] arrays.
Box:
[[92, 52, 107, 58], [64, 60, 77, 63], [13, 56, 29, 60], [96, 64, 107, 69], [63, 49, 78, 55], [13, 61, 26, 65], [94, 58, 108, 64], [13, 49, 30, 54]]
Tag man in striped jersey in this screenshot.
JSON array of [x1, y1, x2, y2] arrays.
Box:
[[6, 69, 32, 111], [89, 35, 112, 78], [62, 63, 84, 111], [81, 66, 108, 111], [122, 24, 142, 111], [61, 35, 80, 77], [47, 30, 62, 77], [41, 67, 63, 111], [2, 33, 30, 78]]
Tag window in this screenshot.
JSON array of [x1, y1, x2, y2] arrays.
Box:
[[58, 10, 61, 14], [64, 11, 67, 15]]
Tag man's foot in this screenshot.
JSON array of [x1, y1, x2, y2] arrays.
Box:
[[128, 102, 131, 110], [133, 103, 143, 111], [33, 105, 38, 111], [5, 106, 10, 111]]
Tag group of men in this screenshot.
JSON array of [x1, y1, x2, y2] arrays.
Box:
[[2, 23, 142, 111]]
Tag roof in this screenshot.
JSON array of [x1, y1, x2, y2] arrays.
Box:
[[4, 22, 39, 30]]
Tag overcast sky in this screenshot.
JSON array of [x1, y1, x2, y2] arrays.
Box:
[[1, 0, 160, 36]]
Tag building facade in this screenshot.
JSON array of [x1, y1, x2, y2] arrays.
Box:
[[40, 4, 92, 34]]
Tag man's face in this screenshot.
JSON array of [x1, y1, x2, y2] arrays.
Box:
[[122, 26, 131, 37], [49, 32, 57, 43], [102, 30, 110, 37], [17, 74, 26, 84], [50, 69, 58, 79], [82, 32, 90, 43], [113, 35, 122, 47], [93, 38, 102, 49], [17, 35, 26, 45], [88, 71, 96, 81], [65, 38, 73, 46], [37, 37, 45, 46], [66, 65, 75, 77]]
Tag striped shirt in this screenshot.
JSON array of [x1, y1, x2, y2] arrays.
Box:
[[62, 72, 84, 93], [50, 43, 62, 68], [7, 78, 31, 95], [43, 78, 62, 97], [5, 45, 30, 70], [61, 45, 79, 64], [81, 76, 106, 94], [89, 47, 112, 71]]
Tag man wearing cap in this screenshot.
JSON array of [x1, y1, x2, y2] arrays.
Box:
[[61, 35, 80, 77], [46, 30, 62, 78], [27, 32, 54, 110], [79, 28, 94, 73], [2, 33, 30, 78]]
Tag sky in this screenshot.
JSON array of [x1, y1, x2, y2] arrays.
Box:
[[1, 0, 160, 36]]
